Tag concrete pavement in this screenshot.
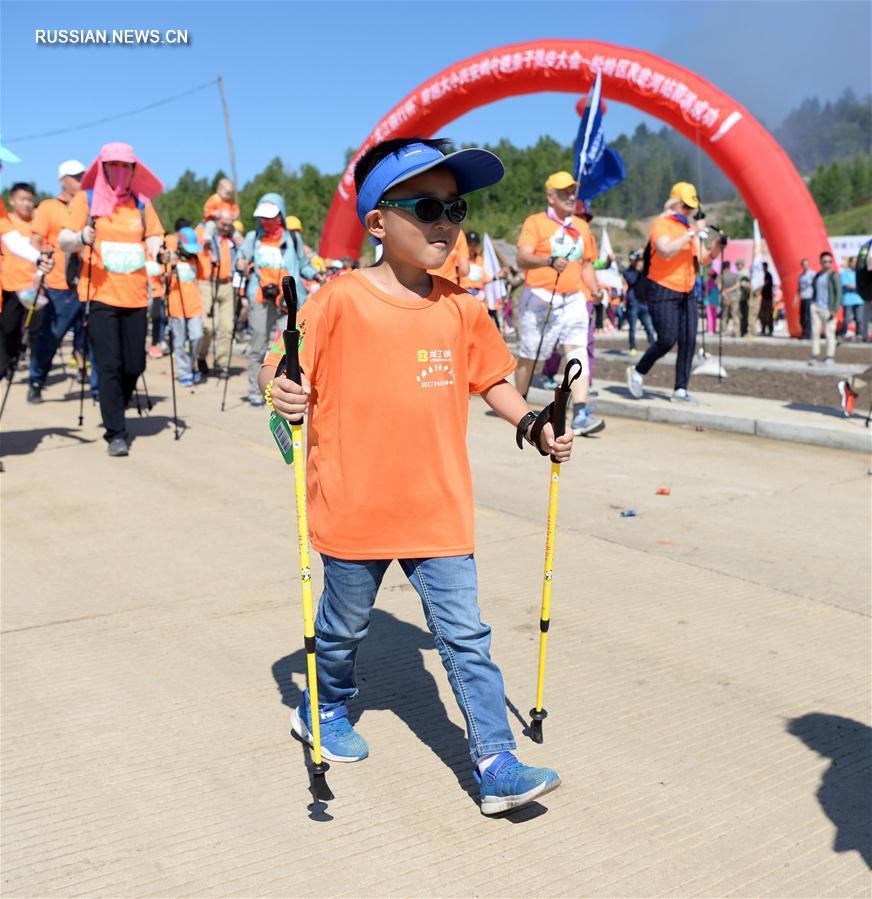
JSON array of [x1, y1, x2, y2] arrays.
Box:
[[1, 354, 870, 897]]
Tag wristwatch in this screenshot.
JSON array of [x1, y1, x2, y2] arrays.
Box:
[[547, 255, 557, 268]]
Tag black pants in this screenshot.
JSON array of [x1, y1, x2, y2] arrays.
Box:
[[799, 299, 811, 340], [1, 291, 46, 380], [88, 301, 147, 441], [760, 298, 774, 336], [635, 281, 697, 391], [739, 298, 749, 336]]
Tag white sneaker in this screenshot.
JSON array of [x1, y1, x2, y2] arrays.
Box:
[[671, 388, 699, 405], [626, 365, 644, 399], [822, 357, 834, 367], [807, 357, 818, 367]]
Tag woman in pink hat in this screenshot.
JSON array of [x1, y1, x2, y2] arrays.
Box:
[[59, 142, 165, 456]]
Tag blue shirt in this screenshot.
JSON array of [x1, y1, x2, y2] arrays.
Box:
[[814, 271, 831, 309], [841, 269, 862, 306]]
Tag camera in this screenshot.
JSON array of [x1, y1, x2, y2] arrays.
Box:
[[262, 283, 279, 301]]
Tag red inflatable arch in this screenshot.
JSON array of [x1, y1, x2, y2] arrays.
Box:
[[320, 40, 828, 336]]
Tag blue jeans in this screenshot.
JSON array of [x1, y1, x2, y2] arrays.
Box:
[[627, 299, 655, 350], [316, 554, 516, 761], [29, 287, 83, 386]]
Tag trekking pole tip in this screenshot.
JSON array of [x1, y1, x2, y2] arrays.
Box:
[[529, 707, 547, 744], [311, 761, 334, 801]]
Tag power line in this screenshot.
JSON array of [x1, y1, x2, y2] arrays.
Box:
[[9, 79, 219, 143]]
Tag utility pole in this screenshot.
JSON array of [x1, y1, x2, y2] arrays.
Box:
[[217, 73, 239, 200]]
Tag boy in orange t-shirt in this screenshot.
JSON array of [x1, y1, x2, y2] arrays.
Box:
[[202, 178, 240, 232], [260, 138, 573, 816]]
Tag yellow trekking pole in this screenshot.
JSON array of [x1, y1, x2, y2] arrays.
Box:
[[530, 358, 583, 743], [278, 275, 332, 802]]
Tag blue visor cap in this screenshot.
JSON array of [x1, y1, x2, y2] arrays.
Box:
[[356, 142, 504, 226], [178, 226, 202, 255]]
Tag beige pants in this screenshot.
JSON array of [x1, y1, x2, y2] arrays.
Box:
[[810, 303, 836, 359], [198, 280, 235, 370], [723, 296, 742, 336]]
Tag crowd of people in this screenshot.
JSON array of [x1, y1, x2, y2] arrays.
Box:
[[2, 139, 870, 463]]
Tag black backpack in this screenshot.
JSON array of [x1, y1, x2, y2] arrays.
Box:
[[856, 239, 872, 302]]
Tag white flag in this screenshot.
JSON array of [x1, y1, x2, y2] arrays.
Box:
[[482, 233, 507, 311], [750, 219, 764, 291]]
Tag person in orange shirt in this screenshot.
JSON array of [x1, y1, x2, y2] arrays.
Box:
[[237, 192, 319, 407], [202, 179, 239, 239], [260, 136, 573, 816], [28, 160, 87, 402], [165, 226, 205, 386], [59, 142, 165, 456], [0, 183, 56, 385], [515, 171, 604, 437], [195, 209, 238, 377], [428, 226, 469, 283], [626, 182, 725, 404]]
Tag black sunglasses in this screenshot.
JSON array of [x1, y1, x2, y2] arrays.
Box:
[[377, 195, 468, 224]]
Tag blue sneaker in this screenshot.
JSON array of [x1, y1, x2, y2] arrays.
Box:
[[475, 751, 561, 815], [192, 371, 203, 385], [291, 691, 369, 763], [571, 407, 605, 437], [178, 375, 194, 386]]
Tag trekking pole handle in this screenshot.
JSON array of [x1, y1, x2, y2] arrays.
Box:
[[281, 276, 301, 384], [551, 358, 584, 440]]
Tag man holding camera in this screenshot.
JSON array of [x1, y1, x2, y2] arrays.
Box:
[[626, 182, 725, 404], [237, 193, 319, 407]]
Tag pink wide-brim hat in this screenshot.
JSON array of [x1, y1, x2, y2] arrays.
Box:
[[81, 142, 163, 216]]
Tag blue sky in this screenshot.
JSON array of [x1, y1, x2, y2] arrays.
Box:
[[2, 0, 869, 193]]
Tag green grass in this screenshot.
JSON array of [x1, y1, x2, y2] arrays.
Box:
[[823, 202, 872, 234]]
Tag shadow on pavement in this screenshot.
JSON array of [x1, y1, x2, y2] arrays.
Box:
[[272, 607, 551, 821], [787, 712, 872, 869], [127, 415, 188, 443], [784, 401, 845, 420], [0, 426, 96, 456]]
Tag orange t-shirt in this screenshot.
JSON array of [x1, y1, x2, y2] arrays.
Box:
[[647, 215, 699, 293], [68, 191, 164, 308], [517, 212, 597, 296], [165, 235, 205, 319], [203, 194, 240, 222], [197, 228, 234, 281], [31, 195, 77, 291], [253, 234, 288, 304], [0, 215, 36, 293], [263, 270, 516, 560], [428, 229, 469, 283], [460, 253, 492, 294]]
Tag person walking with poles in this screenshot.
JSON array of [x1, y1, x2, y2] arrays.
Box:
[[196, 209, 237, 378], [165, 226, 205, 386], [260, 137, 573, 815], [626, 182, 725, 404], [59, 142, 164, 457], [237, 192, 319, 408], [514, 171, 604, 436], [0, 183, 55, 384], [27, 160, 87, 403]]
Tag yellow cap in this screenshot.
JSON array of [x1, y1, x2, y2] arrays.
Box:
[[669, 181, 700, 209], [545, 171, 578, 191], [233, 219, 244, 233], [310, 255, 326, 272], [286, 215, 302, 231]]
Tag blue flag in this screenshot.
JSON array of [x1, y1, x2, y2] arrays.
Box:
[[573, 69, 626, 202]]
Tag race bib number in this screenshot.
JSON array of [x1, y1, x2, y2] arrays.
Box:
[[255, 244, 284, 270], [176, 261, 197, 283], [468, 263, 484, 283], [549, 229, 583, 262], [101, 241, 146, 274]]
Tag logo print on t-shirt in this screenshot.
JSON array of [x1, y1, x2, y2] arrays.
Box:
[[416, 348, 455, 389]]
